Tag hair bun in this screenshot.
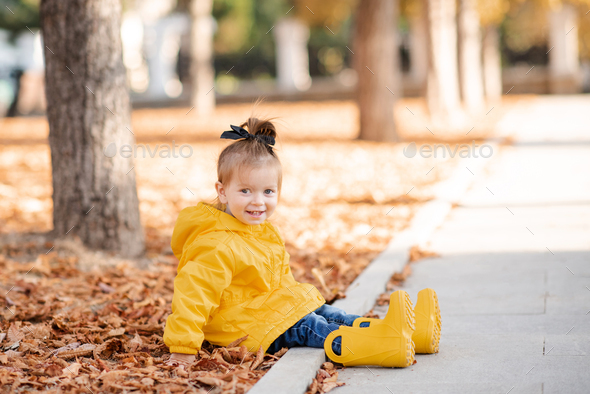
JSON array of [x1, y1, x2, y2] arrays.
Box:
[[241, 117, 277, 142]]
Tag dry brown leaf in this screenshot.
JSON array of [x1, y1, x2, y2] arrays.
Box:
[[307, 378, 319, 394], [107, 327, 125, 337], [323, 372, 339, 383], [57, 344, 96, 359], [195, 376, 226, 387], [376, 292, 391, 306], [321, 381, 345, 392], [363, 310, 380, 319], [307, 360, 344, 394], [0, 333, 5, 344], [221, 347, 233, 364], [126, 323, 161, 332], [94, 338, 123, 359], [237, 345, 250, 363], [273, 347, 289, 357], [174, 365, 188, 377], [311, 267, 331, 295], [226, 334, 249, 348], [44, 364, 63, 377], [317, 369, 331, 381], [99, 370, 128, 383], [19, 341, 43, 354], [390, 262, 413, 284], [250, 346, 264, 371], [409, 245, 440, 262], [98, 282, 116, 293], [62, 362, 82, 377], [7, 324, 24, 343], [5, 350, 23, 358]]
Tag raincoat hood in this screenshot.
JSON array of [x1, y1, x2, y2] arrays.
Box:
[[170, 202, 281, 266]]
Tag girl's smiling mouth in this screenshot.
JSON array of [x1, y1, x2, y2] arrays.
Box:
[[247, 210, 264, 217]]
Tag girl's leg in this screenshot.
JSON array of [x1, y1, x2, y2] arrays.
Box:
[[267, 311, 344, 355], [312, 304, 369, 327]]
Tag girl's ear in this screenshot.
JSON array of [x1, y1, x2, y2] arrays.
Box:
[[215, 181, 228, 203]]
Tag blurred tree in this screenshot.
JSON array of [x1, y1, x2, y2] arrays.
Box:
[[425, 0, 462, 125], [458, 0, 485, 113], [40, 0, 145, 258], [544, 0, 589, 93], [293, 0, 354, 29], [212, 0, 254, 54], [576, 1, 590, 60], [478, 0, 509, 101], [502, 0, 589, 93], [352, 0, 400, 142], [403, 0, 429, 90], [189, 0, 215, 114]]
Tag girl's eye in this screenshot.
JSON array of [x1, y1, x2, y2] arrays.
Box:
[[265, 189, 274, 194], [241, 189, 249, 193]]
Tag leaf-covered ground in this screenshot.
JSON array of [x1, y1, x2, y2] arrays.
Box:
[[0, 98, 506, 392]]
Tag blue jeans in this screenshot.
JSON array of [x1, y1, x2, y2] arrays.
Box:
[[267, 304, 368, 355]]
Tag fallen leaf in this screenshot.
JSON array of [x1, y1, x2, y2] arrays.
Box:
[[98, 282, 116, 293], [44, 364, 63, 377], [226, 334, 249, 348], [62, 362, 82, 377], [108, 327, 125, 337], [5, 350, 23, 358], [7, 324, 24, 343], [321, 381, 345, 392], [195, 376, 226, 387], [250, 346, 264, 371]]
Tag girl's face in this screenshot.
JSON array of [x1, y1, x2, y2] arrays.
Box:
[[215, 166, 279, 225]]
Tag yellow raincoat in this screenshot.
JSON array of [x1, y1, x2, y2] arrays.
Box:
[[163, 202, 326, 354]]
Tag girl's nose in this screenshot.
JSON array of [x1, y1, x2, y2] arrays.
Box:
[[253, 193, 264, 205]]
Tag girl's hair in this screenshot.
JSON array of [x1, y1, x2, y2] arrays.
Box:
[[211, 116, 282, 212]]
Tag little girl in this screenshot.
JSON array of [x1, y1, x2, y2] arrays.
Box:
[[163, 117, 441, 368]]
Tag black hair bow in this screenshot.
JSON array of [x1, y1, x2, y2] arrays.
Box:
[[220, 125, 275, 147]]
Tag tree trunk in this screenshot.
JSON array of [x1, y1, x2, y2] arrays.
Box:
[[425, 0, 462, 124], [548, 3, 581, 94], [353, 0, 400, 142], [189, 0, 215, 114], [409, 6, 429, 93], [40, 0, 145, 258], [482, 24, 502, 102], [273, 18, 312, 92], [458, 0, 484, 113]]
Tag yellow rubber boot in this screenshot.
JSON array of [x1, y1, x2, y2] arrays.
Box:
[[323, 290, 415, 368], [352, 288, 441, 354], [412, 288, 441, 353]]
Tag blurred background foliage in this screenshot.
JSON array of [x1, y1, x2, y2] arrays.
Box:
[[1, 0, 590, 76], [0, 0, 40, 40]]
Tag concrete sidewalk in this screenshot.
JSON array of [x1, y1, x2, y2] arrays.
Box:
[[335, 96, 590, 394]]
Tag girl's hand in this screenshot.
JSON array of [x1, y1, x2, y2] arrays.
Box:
[[166, 353, 196, 367]]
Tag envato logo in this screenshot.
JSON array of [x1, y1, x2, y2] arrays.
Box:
[[403, 141, 493, 159], [103, 141, 193, 158]]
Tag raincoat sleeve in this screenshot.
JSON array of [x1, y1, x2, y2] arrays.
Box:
[[163, 240, 235, 354]]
